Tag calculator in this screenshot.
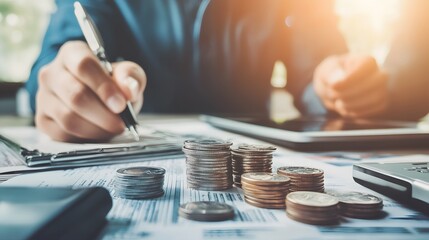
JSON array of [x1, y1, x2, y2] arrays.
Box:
[[353, 161, 429, 214]]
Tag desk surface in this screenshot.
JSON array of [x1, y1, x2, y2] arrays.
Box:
[[1, 115, 429, 240]]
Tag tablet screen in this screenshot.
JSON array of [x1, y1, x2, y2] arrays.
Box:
[[238, 117, 417, 132]]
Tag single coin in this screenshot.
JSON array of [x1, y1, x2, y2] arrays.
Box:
[[287, 176, 325, 182], [241, 181, 289, 191], [116, 166, 166, 177], [244, 197, 285, 209], [244, 194, 286, 203], [184, 139, 233, 150], [237, 144, 276, 152], [325, 190, 383, 206], [277, 166, 324, 176], [286, 212, 339, 225], [241, 173, 290, 185], [179, 201, 235, 221], [286, 191, 338, 208]]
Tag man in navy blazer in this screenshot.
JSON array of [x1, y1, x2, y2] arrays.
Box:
[[27, 0, 429, 142]]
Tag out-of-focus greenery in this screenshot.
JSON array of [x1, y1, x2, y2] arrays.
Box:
[[0, 0, 54, 82], [0, 2, 42, 48]]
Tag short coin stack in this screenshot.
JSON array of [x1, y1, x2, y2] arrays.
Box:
[[277, 166, 325, 192], [179, 201, 235, 221], [326, 190, 384, 219], [182, 139, 233, 191], [241, 173, 290, 209], [114, 166, 165, 199], [231, 144, 276, 187], [286, 191, 339, 225]]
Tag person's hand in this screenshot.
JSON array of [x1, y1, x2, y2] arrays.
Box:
[[35, 41, 146, 142], [313, 54, 389, 118]]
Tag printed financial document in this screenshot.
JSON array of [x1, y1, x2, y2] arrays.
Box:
[[2, 119, 429, 239], [4, 155, 429, 239]]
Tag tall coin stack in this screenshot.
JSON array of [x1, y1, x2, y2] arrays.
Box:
[[182, 139, 233, 191], [286, 191, 339, 225], [231, 144, 276, 187], [325, 190, 384, 219], [114, 166, 166, 199], [241, 173, 290, 209], [277, 166, 325, 193]]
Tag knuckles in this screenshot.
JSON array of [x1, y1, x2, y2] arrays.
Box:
[[68, 84, 89, 109], [58, 108, 80, 134], [73, 54, 98, 78], [59, 41, 98, 77]]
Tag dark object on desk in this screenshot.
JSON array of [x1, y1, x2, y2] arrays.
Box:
[[353, 161, 429, 215], [202, 115, 429, 151], [0, 186, 112, 240]]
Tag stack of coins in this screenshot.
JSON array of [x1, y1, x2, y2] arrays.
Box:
[[179, 201, 235, 221], [325, 190, 384, 219], [114, 166, 165, 199], [182, 139, 233, 191], [241, 173, 290, 209], [277, 166, 324, 192], [231, 144, 276, 187], [286, 191, 339, 225]]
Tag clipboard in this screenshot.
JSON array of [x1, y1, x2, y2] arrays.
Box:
[[0, 128, 184, 178]]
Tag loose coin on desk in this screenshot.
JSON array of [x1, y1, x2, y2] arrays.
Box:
[[286, 191, 339, 225], [183, 139, 233, 191], [179, 201, 235, 221], [325, 190, 384, 219], [114, 166, 165, 199], [277, 166, 325, 192]]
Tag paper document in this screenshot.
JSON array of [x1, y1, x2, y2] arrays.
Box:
[[4, 155, 429, 239], [2, 119, 429, 239]]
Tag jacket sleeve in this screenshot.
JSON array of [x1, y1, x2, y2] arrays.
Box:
[[25, 0, 133, 113]]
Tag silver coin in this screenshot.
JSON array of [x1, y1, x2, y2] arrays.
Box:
[[277, 166, 324, 176], [286, 191, 338, 207], [179, 201, 235, 221], [182, 148, 231, 157], [116, 167, 166, 177], [184, 139, 232, 146], [325, 190, 383, 205], [241, 173, 290, 184], [116, 190, 165, 199], [237, 144, 276, 151], [183, 139, 233, 151], [115, 178, 164, 184]]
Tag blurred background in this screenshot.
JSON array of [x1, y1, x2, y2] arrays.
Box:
[[1, 0, 424, 122], [0, 0, 53, 116]]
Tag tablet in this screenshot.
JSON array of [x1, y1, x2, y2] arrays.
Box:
[[201, 115, 429, 151]]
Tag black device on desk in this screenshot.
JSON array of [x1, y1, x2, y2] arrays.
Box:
[[353, 161, 429, 215], [0, 186, 112, 240], [202, 115, 429, 151]]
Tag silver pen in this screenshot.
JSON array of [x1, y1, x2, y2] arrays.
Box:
[[73, 1, 140, 141]]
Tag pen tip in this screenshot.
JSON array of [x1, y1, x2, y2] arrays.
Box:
[[129, 126, 140, 141]]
